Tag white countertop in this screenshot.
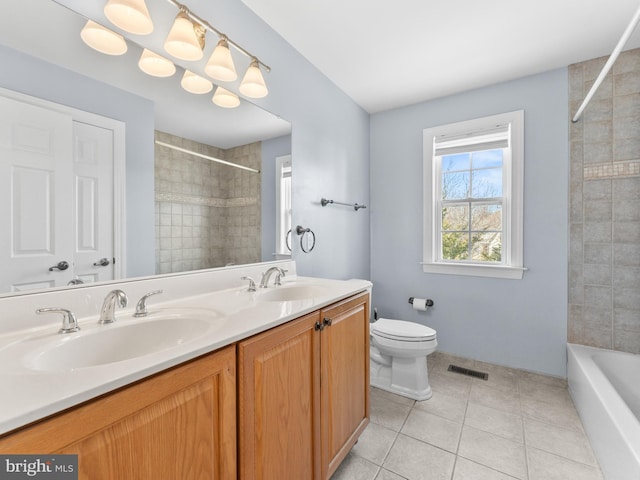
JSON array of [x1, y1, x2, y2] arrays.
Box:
[[0, 274, 371, 436]]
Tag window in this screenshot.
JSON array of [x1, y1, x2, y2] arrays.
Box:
[[275, 155, 292, 256], [423, 111, 525, 279]]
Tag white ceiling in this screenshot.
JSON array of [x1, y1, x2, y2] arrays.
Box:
[[241, 0, 640, 113]]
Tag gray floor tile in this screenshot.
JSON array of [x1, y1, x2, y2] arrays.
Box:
[[464, 402, 524, 443], [401, 408, 462, 453], [383, 434, 456, 480], [375, 469, 408, 480], [527, 447, 604, 480], [523, 417, 598, 466], [413, 390, 468, 423], [331, 452, 380, 480], [428, 370, 473, 398], [458, 425, 527, 479], [359, 357, 604, 480], [351, 421, 398, 465], [469, 382, 521, 415], [520, 395, 584, 432], [453, 457, 520, 480], [370, 390, 413, 431]]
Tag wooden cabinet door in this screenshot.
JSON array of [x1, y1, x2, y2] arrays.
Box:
[[320, 292, 370, 479], [0, 346, 236, 480], [238, 311, 322, 480]]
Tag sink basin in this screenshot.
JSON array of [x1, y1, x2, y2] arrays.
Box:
[[24, 316, 215, 371], [256, 284, 329, 302]]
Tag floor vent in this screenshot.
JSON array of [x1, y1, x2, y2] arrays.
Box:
[[447, 364, 489, 381]]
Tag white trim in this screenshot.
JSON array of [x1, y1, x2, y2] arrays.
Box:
[[0, 87, 127, 280], [423, 110, 525, 279], [274, 154, 292, 256], [420, 262, 526, 279]]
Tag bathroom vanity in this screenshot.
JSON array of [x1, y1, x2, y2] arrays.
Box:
[[0, 262, 370, 480]]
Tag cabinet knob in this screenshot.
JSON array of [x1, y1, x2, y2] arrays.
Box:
[[323, 317, 332, 327], [314, 321, 324, 331]]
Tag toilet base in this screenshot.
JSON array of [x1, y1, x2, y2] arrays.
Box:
[[370, 352, 433, 401], [370, 376, 433, 401]]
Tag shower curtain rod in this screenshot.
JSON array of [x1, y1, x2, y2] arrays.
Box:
[[155, 140, 260, 173], [572, 3, 640, 123]]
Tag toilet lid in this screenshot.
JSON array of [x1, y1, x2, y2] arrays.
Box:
[[372, 318, 436, 341]]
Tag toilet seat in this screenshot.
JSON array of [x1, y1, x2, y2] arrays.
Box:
[[371, 318, 436, 342]]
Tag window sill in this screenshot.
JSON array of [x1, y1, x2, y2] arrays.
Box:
[[421, 262, 526, 279]]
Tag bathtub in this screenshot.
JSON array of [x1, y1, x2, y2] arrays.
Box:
[[567, 343, 640, 480]]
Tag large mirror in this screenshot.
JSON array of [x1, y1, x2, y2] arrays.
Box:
[[0, 0, 292, 296]]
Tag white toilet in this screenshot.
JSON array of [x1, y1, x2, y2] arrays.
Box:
[[370, 318, 437, 401]]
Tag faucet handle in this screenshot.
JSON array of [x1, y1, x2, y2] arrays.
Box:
[[241, 276, 257, 292], [274, 269, 287, 286], [134, 290, 163, 317], [36, 307, 80, 334]]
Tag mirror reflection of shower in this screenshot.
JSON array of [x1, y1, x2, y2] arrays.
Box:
[[155, 131, 264, 273]]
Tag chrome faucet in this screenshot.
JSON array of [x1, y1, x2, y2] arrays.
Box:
[[259, 267, 286, 288], [98, 289, 128, 324]]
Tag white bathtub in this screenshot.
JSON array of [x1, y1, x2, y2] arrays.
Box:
[[567, 343, 640, 480]]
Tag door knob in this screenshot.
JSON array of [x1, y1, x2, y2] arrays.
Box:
[[48, 261, 69, 271], [93, 258, 111, 267]]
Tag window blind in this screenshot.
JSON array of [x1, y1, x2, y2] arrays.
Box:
[[434, 124, 509, 157]]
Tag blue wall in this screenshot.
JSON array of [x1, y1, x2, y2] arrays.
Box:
[[199, 0, 371, 280], [370, 69, 569, 376]]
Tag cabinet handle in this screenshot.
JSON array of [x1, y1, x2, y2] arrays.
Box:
[[314, 321, 324, 331], [323, 317, 332, 327]]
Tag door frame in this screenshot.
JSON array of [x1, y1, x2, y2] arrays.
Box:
[[0, 86, 126, 279]]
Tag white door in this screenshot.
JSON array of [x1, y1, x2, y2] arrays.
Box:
[[0, 96, 116, 292], [0, 96, 75, 292], [72, 121, 114, 284]]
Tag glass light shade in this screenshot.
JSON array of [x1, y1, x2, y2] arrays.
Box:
[[80, 20, 127, 55], [164, 12, 205, 61], [138, 49, 176, 77], [239, 59, 268, 98], [181, 70, 213, 94], [212, 87, 240, 108], [205, 38, 237, 82], [104, 0, 153, 35]]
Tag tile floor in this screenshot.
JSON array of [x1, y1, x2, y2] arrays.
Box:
[[331, 352, 604, 480]]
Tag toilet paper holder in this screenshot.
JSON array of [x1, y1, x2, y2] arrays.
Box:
[[408, 297, 434, 307]]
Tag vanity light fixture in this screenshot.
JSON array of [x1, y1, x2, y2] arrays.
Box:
[[104, 0, 154, 35], [205, 37, 237, 82], [166, 0, 271, 94], [164, 9, 205, 61], [181, 70, 213, 94], [239, 58, 268, 98], [80, 20, 128, 55], [212, 86, 240, 108], [138, 49, 176, 77]]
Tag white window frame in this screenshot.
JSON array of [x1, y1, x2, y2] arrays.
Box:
[[422, 111, 525, 279], [275, 154, 292, 257]]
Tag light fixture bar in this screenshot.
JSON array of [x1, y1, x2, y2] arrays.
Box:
[[155, 140, 260, 173], [166, 0, 271, 73]]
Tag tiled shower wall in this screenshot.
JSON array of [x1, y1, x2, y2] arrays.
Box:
[[568, 48, 640, 353], [154, 131, 261, 274]]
